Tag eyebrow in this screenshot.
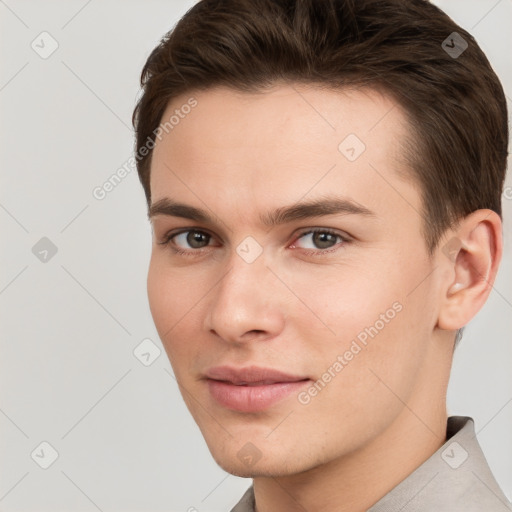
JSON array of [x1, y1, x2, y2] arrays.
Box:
[[148, 196, 375, 227]]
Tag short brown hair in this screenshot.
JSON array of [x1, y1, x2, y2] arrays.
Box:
[[132, 0, 508, 253]]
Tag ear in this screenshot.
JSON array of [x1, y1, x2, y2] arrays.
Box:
[[436, 209, 502, 331]]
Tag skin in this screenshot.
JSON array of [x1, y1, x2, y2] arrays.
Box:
[[146, 84, 502, 512]]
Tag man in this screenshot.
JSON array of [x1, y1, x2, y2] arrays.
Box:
[[132, 0, 510, 510]]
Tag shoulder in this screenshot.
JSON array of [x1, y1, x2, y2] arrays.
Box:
[[229, 485, 255, 512], [369, 416, 512, 511]]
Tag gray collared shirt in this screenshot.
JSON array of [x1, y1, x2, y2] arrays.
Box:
[[230, 416, 512, 511]]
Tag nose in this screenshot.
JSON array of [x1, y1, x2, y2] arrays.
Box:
[[204, 249, 285, 344]]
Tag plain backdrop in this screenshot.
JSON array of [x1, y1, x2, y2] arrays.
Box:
[[0, 1, 511, 511]]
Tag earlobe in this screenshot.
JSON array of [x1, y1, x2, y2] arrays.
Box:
[[437, 209, 502, 331]]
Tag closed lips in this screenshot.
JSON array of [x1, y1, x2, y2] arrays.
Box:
[[224, 380, 306, 386], [205, 367, 312, 412]]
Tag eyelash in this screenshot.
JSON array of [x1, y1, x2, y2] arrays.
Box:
[[157, 228, 350, 258]]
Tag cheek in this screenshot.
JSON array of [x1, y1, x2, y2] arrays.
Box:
[[146, 256, 199, 364], [147, 257, 174, 332], [280, 259, 401, 342], [286, 252, 433, 385], [147, 253, 205, 327]]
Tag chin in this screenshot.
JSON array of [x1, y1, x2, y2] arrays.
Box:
[[206, 441, 317, 479], [213, 457, 301, 478]]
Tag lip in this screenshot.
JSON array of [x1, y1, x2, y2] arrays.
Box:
[[204, 366, 311, 412], [204, 365, 309, 384]]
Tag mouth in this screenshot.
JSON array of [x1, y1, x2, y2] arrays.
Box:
[[203, 366, 312, 412], [220, 380, 296, 386]]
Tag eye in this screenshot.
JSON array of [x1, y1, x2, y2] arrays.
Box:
[[158, 229, 214, 252], [174, 230, 211, 249], [291, 229, 346, 251]]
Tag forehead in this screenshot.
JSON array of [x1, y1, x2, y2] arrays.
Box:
[[149, 83, 420, 229]]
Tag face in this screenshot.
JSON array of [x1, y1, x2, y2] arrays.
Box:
[[147, 84, 445, 477]]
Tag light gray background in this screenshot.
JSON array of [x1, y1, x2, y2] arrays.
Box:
[[0, 1, 511, 511]]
